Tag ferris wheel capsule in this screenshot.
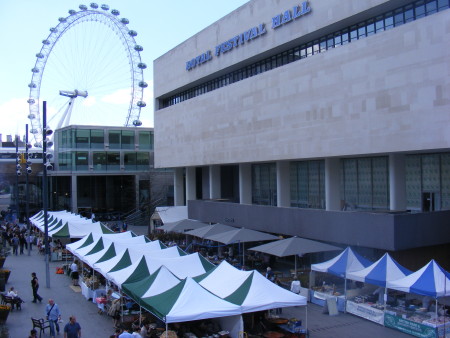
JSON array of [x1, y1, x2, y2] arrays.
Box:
[[69, 9, 76, 15], [111, 9, 120, 16], [30, 129, 38, 134], [50, 27, 58, 33], [27, 99, 35, 104], [133, 120, 142, 126], [90, 3, 98, 9], [28, 114, 36, 119], [134, 45, 143, 52], [58, 17, 67, 23], [101, 4, 109, 10], [31, 67, 40, 73], [137, 62, 147, 69], [138, 81, 148, 88], [120, 18, 129, 24], [137, 101, 146, 107], [128, 30, 137, 37], [79, 5, 88, 11], [28, 83, 37, 88], [42, 40, 51, 45], [36, 53, 44, 58]]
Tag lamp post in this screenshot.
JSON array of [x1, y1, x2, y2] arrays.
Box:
[[25, 124, 31, 256], [15, 136, 20, 224], [43, 101, 52, 288]]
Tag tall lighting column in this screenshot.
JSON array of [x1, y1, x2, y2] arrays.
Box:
[[25, 124, 31, 256], [15, 136, 21, 223], [42, 101, 52, 288]]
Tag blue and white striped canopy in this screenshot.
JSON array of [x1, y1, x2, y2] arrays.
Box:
[[346, 253, 411, 287], [387, 259, 450, 298], [311, 247, 372, 278]]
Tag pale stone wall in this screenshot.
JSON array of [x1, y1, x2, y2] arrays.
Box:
[[154, 1, 450, 168]]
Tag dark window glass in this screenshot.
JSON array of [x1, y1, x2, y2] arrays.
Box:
[[319, 38, 327, 52], [358, 23, 366, 38], [375, 16, 385, 32], [306, 42, 313, 56], [93, 152, 106, 171], [394, 9, 404, 26], [405, 5, 414, 22], [75, 151, 88, 171], [334, 32, 342, 46], [300, 46, 307, 58], [366, 20, 375, 36], [426, 0, 438, 14], [438, 0, 449, 10], [293, 47, 301, 61], [350, 26, 358, 41], [107, 152, 120, 171], [109, 130, 120, 149], [90, 129, 104, 149], [415, 1, 426, 18], [313, 40, 320, 54], [385, 12, 394, 29], [75, 129, 89, 149], [327, 35, 334, 49], [342, 29, 349, 45]]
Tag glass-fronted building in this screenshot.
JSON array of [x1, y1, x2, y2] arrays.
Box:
[[153, 0, 450, 269]]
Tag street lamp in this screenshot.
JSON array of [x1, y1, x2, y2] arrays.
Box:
[[42, 101, 53, 288]]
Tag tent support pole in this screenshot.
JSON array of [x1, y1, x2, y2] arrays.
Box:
[[166, 322, 168, 337], [295, 255, 297, 276], [139, 306, 142, 327], [305, 304, 308, 336], [344, 278, 347, 313]]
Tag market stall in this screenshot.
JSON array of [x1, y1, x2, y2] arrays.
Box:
[[345, 253, 412, 324], [385, 260, 450, 338], [310, 247, 372, 312]]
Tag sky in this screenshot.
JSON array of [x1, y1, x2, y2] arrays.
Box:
[[0, 0, 249, 142]]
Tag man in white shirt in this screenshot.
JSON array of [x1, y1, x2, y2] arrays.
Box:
[[290, 276, 301, 294], [70, 261, 79, 286]]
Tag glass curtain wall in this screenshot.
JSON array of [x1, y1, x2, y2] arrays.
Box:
[[252, 163, 276, 206], [139, 131, 153, 150], [406, 153, 450, 211], [341, 157, 389, 210], [290, 160, 325, 209], [90, 129, 104, 149], [121, 130, 135, 150]]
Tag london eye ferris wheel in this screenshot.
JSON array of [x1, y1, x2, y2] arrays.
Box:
[[27, 3, 147, 147]]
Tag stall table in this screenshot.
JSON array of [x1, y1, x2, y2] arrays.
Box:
[[346, 301, 384, 325], [310, 290, 346, 312]]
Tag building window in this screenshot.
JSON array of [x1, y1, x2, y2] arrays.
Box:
[[290, 160, 325, 209], [75, 129, 89, 149], [109, 130, 121, 149], [90, 129, 104, 149], [107, 152, 120, 171], [341, 157, 389, 210], [121, 130, 135, 150], [137, 152, 150, 170], [75, 151, 89, 171], [124, 152, 137, 171], [252, 163, 277, 206], [93, 152, 107, 171], [139, 131, 153, 150]]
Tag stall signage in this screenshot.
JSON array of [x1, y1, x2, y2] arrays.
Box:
[[384, 313, 437, 338], [346, 301, 384, 325], [185, 1, 312, 71]]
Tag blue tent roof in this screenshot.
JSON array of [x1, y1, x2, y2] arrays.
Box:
[[311, 247, 372, 278], [387, 259, 450, 298], [347, 253, 412, 287]]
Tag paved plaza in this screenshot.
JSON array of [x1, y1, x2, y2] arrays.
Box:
[[1, 224, 408, 337]]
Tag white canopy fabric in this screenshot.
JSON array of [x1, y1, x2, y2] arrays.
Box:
[[153, 206, 188, 224], [386, 260, 450, 298], [311, 247, 372, 278], [346, 253, 412, 287], [185, 223, 237, 239], [157, 219, 209, 233], [197, 261, 306, 312], [141, 277, 242, 323]]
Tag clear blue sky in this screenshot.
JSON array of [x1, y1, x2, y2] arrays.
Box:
[[0, 0, 248, 141]]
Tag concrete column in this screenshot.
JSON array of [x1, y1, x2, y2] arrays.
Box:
[[389, 154, 407, 211], [135, 175, 140, 209], [209, 165, 221, 199], [325, 158, 341, 211], [71, 175, 78, 213], [186, 166, 197, 202], [277, 161, 290, 207], [239, 163, 252, 205], [174, 167, 185, 206]]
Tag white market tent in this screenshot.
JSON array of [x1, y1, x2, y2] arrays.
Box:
[[152, 206, 188, 224], [347, 253, 412, 287], [387, 259, 450, 298]]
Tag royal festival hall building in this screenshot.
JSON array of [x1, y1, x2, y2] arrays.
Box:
[[153, 0, 450, 268]]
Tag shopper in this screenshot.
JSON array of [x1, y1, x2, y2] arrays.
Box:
[[64, 315, 81, 338], [45, 298, 62, 337], [30, 272, 43, 303]]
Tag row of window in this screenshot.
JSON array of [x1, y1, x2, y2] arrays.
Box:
[[57, 128, 154, 150], [57, 151, 151, 171], [160, 0, 449, 108], [250, 153, 450, 211]]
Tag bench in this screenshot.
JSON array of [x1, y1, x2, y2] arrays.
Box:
[[0, 293, 20, 310], [31, 317, 51, 338]]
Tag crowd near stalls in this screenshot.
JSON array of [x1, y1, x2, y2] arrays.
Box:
[[27, 210, 307, 338]]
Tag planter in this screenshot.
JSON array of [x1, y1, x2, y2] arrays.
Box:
[[0, 305, 11, 324], [0, 270, 10, 284]]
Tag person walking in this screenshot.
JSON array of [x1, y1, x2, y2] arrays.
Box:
[[70, 260, 79, 286], [64, 315, 81, 338], [19, 233, 26, 254], [30, 272, 43, 303], [11, 234, 19, 255], [45, 298, 62, 337]]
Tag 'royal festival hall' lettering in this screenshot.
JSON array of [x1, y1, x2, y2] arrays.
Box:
[[185, 2, 312, 71], [272, 2, 311, 29], [215, 24, 267, 57], [186, 50, 213, 71]]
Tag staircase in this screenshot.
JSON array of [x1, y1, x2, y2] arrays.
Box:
[[124, 209, 150, 226]]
